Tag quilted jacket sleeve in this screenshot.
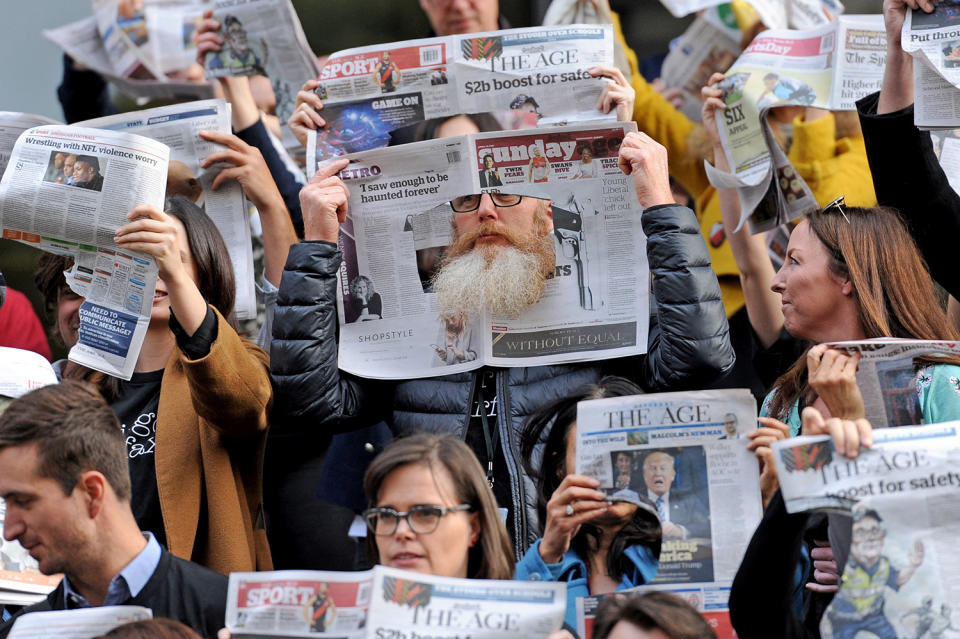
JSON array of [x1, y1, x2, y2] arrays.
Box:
[[631, 204, 735, 391], [270, 241, 391, 432]]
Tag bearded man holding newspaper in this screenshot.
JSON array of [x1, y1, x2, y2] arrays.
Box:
[[270, 132, 734, 556]]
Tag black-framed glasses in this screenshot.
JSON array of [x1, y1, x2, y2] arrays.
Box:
[[449, 193, 524, 213], [823, 195, 850, 223], [362, 504, 473, 536]]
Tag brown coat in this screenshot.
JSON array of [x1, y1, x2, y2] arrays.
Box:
[[155, 309, 273, 574]]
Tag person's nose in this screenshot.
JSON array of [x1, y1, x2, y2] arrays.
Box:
[[3, 511, 24, 542], [771, 265, 786, 294], [476, 193, 499, 223], [394, 515, 416, 540]]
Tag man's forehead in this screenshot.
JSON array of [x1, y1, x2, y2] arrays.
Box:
[[0, 444, 44, 490]]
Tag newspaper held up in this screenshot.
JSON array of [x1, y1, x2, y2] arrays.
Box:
[[325, 122, 650, 380], [226, 565, 566, 639], [308, 25, 615, 162], [660, 7, 742, 123], [90, 0, 165, 80], [43, 17, 215, 102], [659, 0, 844, 29], [575, 389, 762, 599], [0, 125, 170, 380], [8, 606, 152, 639], [202, 0, 321, 150], [826, 339, 960, 429], [575, 586, 736, 639], [771, 423, 960, 637], [705, 15, 886, 232], [902, 2, 960, 129], [77, 99, 257, 320], [0, 113, 62, 178]]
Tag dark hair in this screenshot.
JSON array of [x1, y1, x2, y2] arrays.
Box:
[[767, 205, 960, 420], [520, 376, 661, 581], [34, 252, 75, 323], [363, 432, 514, 580], [0, 380, 131, 501], [223, 14, 242, 29], [406, 113, 503, 144], [592, 592, 717, 639], [95, 619, 202, 639]]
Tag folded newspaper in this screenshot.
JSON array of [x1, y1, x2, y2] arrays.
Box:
[[574, 388, 761, 627], [91, 0, 165, 80], [8, 606, 152, 639], [826, 339, 960, 429], [325, 122, 650, 380], [772, 423, 960, 638], [903, 2, 960, 129], [660, 0, 844, 30], [705, 15, 886, 232], [44, 16, 215, 102], [308, 24, 615, 161], [226, 566, 566, 639], [77, 99, 257, 320], [0, 125, 169, 380]]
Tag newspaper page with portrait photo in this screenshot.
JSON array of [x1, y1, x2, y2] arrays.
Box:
[[43, 16, 215, 103], [7, 606, 153, 639], [202, 0, 321, 148], [0, 125, 169, 380], [321, 121, 649, 380], [772, 423, 960, 639], [704, 15, 886, 233], [825, 339, 960, 429], [225, 565, 565, 639], [307, 24, 615, 164], [902, 1, 960, 129], [573, 389, 762, 630], [76, 98, 257, 320]]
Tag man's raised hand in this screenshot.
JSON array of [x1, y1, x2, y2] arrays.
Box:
[[301, 159, 350, 243]]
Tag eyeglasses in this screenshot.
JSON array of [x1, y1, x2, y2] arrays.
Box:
[[449, 193, 524, 213], [852, 525, 885, 542], [362, 504, 473, 536], [823, 195, 850, 223]]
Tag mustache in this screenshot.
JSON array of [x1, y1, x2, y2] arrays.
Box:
[[446, 222, 536, 261]]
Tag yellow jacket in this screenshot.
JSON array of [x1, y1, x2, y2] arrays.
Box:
[[613, 13, 877, 315]]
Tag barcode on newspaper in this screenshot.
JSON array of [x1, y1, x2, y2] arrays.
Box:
[[446, 150, 461, 164], [420, 45, 442, 66], [819, 33, 835, 54]]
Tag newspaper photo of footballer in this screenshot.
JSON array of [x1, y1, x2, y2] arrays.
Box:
[[42, 151, 106, 192], [205, 14, 268, 76]]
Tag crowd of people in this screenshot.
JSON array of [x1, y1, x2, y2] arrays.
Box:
[[0, 0, 957, 638]]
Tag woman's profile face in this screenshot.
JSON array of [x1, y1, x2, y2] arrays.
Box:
[[770, 219, 852, 342], [375, 462, 479, 579]]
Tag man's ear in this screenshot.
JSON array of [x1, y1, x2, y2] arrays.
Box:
[[77, 470, 107, 519]]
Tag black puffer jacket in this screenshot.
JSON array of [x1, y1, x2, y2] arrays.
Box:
[[271, 203, 735, 556]]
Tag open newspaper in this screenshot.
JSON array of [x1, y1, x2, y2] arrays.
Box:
[[8, 606, 152, 639], [225, 566, 565, 639], [308, 24, 615, 161], [0, 125, 169, 380], [0, 113, 62, 177], [44, 17, 215, 102], [325, 122, 650, 380], [826, 339, 960, 429], [202, 0, 320, 149], [660, 0, 844, 29], [929, 126, 960, 194], [660, 7, 742, 123], [91, 0, 165, 80], [704, 15, 886, 232], [773, 423, 960, 637], [77, 99, 257, 320], [903, 2, 960, 129], [575, 586, 735, 639], [574, 388, 762, 629], [143, 0, 209, 75]]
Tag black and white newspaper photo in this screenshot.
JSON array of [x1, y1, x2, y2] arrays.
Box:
[[7, 606, 152, 639], [77, 98, 257, 320], [704, 15, 886, 232], [320, 122, 649, 380], [0, 125, 169, 380], [772, 423, 960, 639], [309, 24, 615, 161], [226, 566, 565, 639], [574, 389, 761, 597]]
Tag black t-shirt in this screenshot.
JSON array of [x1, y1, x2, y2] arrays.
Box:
[[464, 369, 514, 543], [112, 369, 166, 548]]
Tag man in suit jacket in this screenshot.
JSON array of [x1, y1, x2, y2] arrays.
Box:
[[0, 381, 227, 638], [478, 154, 502, 187], [642, 450, 710, 540]]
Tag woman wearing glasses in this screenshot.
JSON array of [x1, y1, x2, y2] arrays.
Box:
[[362, 432, 514, 579]]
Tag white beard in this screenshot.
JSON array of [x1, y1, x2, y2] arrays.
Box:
[[432, 244, 549, 318]]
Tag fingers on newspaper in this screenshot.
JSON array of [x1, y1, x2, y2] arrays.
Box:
[[225, 566, 565, 639]]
